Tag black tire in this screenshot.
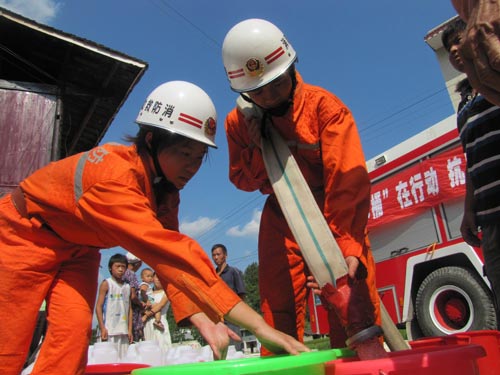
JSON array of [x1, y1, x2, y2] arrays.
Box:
[[415, 266, 497, 337]]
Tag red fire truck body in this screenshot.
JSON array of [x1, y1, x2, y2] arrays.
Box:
[[308, 115, 497, 340]]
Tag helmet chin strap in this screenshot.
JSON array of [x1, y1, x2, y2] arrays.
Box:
[[148, 134, 166, 183], [148, 134, 178, 194], [240, 65, 297, 118]]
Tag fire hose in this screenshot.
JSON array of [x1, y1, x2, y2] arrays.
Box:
[[237, 97, 410, 359]]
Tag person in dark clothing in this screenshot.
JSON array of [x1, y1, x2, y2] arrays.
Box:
[[443, 18, 500, 327], [211, 244, 246, 350]]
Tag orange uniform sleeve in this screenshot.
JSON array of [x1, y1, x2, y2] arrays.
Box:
[[76, 180, 241, 323], [224, 74, 370, 260], [318, 97, 371, 259], [155, 192, 210, 323], [225, 109, 273, 194]]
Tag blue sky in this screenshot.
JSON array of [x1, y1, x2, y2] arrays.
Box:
[[2, 0, 458, 281]]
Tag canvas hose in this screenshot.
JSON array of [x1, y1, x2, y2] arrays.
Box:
[[236, 97, 409, 354]]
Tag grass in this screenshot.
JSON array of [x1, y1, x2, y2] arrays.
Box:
[[305, 337, 331, 351], [305, 328, 408, 351]]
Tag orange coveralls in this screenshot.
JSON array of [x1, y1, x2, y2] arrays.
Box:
[[0, 143, 240, 375], [225, 72, 380, 352]]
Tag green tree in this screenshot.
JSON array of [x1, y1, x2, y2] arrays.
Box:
[[243, 262, 260, 313]]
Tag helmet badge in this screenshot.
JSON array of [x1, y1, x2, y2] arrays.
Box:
[[205, 117, 216, 137], [245, 57, 264, 77]]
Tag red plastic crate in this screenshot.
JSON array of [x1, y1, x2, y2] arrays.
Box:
[[411, 330, 500, 375], [325, 343, 485, 375]]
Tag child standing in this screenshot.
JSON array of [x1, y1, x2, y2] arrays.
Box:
[[143, 273, 172, 350], [140, 267, 164, 330], [95, 253, 133, 360]]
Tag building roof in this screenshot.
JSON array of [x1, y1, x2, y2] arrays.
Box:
[[0, 7, 148, 157], [424, 15, 460, 51]]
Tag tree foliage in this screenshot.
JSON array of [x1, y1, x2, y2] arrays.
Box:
[[243, 262, 260, 313]]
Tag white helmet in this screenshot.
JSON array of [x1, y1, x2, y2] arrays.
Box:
[[136, 81, 217, 148], [125, 252, 141, 264], [222, 19, 297, 93]]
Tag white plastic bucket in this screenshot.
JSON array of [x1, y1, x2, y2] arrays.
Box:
[[137, 341, 162, 366], [92, 342, 119, 364]]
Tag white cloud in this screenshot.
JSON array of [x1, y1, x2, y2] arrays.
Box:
[[226, 209, 261, 237], [180, 216, 220, 238], [0, 0, 60, 24]]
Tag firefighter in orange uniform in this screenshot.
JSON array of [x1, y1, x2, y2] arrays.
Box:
[[0, 81, 308, 375], [222, 19, 381, 354]]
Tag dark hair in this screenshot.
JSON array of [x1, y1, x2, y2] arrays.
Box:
[[108, 253, 128, 271], [442, 17, 466, 52], [124, 125, 195, 155], [455, 77, 473, 95], [141, 267, 153, 278], [211, 243, 227, 255]]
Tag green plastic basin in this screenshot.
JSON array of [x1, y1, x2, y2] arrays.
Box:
[[131, 349, 354, 375]]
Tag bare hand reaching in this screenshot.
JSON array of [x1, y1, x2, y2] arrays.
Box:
[[189, 313, 240, 360], [252, 324, 310, 355], [226, 302, 310, 355]]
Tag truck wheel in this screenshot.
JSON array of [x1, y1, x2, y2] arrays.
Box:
[[415, 266, 497, 337]]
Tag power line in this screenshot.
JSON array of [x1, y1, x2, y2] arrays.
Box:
[[359, 86, 449, 134], [231, 251, 258, 269], [148, 0, 220, 48], [143, 0, 463, 257], [196, 193, 265, 243]]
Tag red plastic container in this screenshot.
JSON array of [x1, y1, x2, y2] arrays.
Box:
[[410, 330, 500, 375], [85, 363, 150, 375], [325, 343, 485, 375]]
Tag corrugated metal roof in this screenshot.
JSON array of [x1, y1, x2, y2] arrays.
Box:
[[0, 6, 148, 157]]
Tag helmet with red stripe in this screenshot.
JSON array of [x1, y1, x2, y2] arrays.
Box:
[[136, 81, 217, 148], [222, 19, 297, 93]]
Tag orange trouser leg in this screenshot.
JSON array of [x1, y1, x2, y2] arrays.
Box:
[[258, 198, 308, 356], [258, 196, 381, 355], [0, 197, 55, 375], [33, 249, 100, 375], [0, 196, 100, 375]]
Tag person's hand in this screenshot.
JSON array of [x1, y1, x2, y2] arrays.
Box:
[[306, 256, 360, 293], [306, 275, 321, 296], [128, 332, 133, 344], [100, 328, 109, 341], [344, 256, 360, 279], [226, 302, 310, 355], [142, 309, 153, 322], [460, 209, 481, 247], [252, 324, 310, 355], [453, 0, 500, 106], [189, 312, 240, 360]]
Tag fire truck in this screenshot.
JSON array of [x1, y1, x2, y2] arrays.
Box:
[[308, 115, 498, 340]]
